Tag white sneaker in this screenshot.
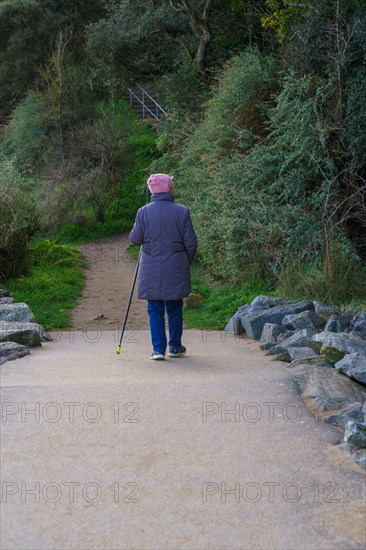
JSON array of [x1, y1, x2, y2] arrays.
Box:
[[150, 351, 165, 360]]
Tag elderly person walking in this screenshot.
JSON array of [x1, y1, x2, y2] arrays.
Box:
[[129, 173, 197, 360]]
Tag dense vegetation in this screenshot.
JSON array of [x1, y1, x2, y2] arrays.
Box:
[[1, 0, 365, 320]]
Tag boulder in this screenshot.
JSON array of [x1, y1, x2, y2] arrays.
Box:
[[334, 353, 366, 386], [344, 421, 366, 448], [363, 401, 366, 423], [224, 317, 235, 333], [0, 322, 43, 347], [277, 330, 297, 342], [312, 332, 366, 358], [0, 303, 36, 323], [260, 323, 285, 344], [324, 314, 352, 333], [291, 363, 366, 418], [239, 300, 315, 340], [323, 403, 364, 430], [0, 342, 30, 365], [226, 304, 266, 336], [267, 329, 320, 361], [250, 295, 291, 308], [352, 312, 366, 333], [287, 347, 320, 362], [0, 297, 15, 304], [282, 310, 324, 331], [1, 321, 52, 342]]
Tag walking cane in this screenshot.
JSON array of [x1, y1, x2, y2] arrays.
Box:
[[116, 187, 149, 355], [116, 248, 142, 355]]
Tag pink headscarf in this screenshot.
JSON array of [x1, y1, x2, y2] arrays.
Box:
[[147, 173, 172, 193]]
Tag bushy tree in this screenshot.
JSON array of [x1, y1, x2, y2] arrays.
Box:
[[0, 160, 39, 279], [0, 0, 109, 118]]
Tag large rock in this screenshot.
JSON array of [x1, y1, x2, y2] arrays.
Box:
[[226, 304, 267, 336], [292, 363, 366, 418], [0, 297, 15, 304], [282, 310, 324, 331], [287, 347, 320, 362], [0, 321, 52, 343], [0, 342, 30, 365], [324, 314, 352, 333], [250, 295, 291, 308], [260, 323, 285, 344], [0, 322, 45, 347], [239, 300, 315, 340], [312, 331, 366, 358], [352, 312, 366, 333], [323, 403, 364, 430], [334, 353, 366, 386], [0, 303, 36, 323], [266, 329, 320, 361], [277, 330, 297, 342], [224, 317, 235, 333]]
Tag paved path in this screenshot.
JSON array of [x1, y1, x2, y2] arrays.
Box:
[[1, 235, 365, 549], [1, 330, 365, 549]]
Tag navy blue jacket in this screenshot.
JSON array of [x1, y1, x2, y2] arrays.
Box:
[[129, 193, 197, 300]]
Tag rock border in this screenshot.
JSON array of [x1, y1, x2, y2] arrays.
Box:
[[0, 288, 52, 366], [226, 295, 366, 470]]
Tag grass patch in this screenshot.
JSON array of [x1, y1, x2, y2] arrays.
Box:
[[53, 219, 132, 245], [184, 264, 273, 330], [275, 253, 366, 312], [5, 239, 85, 330], [127, 243, 140, 260]]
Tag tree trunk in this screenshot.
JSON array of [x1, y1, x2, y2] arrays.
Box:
[[170, 0, 214, 78]]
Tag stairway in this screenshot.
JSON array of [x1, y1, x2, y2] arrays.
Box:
[[127, 83, 167, 121]]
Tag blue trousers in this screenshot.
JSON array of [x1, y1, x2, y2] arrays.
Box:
[[147, 299, 183, 354]]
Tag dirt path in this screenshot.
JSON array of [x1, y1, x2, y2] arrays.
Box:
[[1, 234, 365, 549], [72, 234, 148, 331]]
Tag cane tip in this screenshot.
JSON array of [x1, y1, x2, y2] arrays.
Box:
[[116, 345, 121, 355]]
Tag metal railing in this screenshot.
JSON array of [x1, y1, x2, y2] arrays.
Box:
[[128, 83, 168, 121]]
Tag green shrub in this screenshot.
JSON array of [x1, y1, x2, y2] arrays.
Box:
[[0, 91, 48, 171], [173, 53, 365, 297], [0, 160, 39, 280], [276, 242, 366, 305]]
